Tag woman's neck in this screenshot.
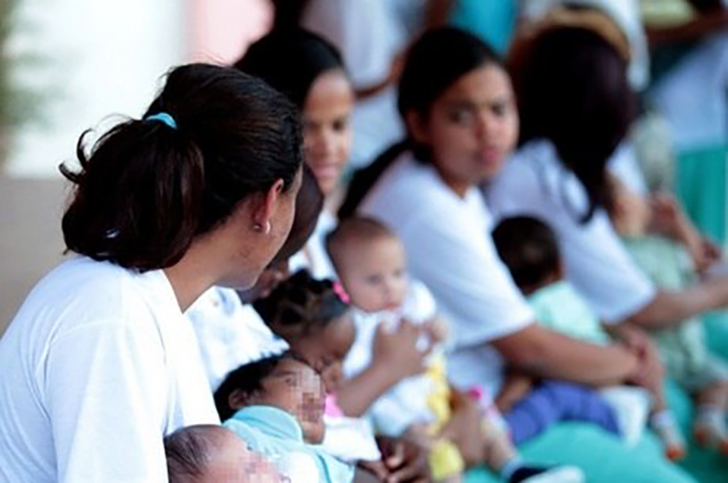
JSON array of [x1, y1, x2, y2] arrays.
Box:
[[436, 168, 470, 198], [163, 242, 220, 312]]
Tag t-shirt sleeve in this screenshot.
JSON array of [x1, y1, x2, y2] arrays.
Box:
[[401, 207, 534, 349], [45, 321, 169, 483], [561, 212, 657, 323]]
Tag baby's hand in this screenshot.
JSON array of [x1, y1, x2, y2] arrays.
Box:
[[403, 423, 434, 451], [372, 319, 430, 379], [422, 316, 448, 346]]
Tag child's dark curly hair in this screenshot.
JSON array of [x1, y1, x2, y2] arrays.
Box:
[[214, 351, 312, 422], [254, 269, 349, 342]]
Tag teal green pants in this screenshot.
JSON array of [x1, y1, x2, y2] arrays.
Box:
[[675, 145, 728, 248]]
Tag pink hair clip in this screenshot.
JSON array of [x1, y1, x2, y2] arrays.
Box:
[[333, 281, 351, 304]]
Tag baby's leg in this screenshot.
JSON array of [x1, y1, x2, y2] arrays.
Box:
[[693, 379, 728, 454], [502, 381, 619, 445], [479, 415, 584, 483], [648, 387, 686, 461]]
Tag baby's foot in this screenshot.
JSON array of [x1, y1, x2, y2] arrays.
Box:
[[693, 406, 728, 455], [651, 410, 686, 461]]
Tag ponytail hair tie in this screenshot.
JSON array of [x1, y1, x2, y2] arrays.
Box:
[[145, 112, 177, 130]]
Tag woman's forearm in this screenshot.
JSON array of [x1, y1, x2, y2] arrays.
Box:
[[492, 324, 639, 387], [628, 281, 728, 329]]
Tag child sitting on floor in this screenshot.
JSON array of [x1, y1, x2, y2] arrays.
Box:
[[164, 424, 280, 483], [215, 352, 352, 483], [608, 176, 728, 456], [492, 215, 681, 460], [322, 216, 584, 483]]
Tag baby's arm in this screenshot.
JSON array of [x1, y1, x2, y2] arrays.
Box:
[[335, 320, 430, 417], [494, 372, 534, 413], [422, 315, 449, 347]]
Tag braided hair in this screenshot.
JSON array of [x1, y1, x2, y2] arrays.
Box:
[[254, 269, 349, 342]]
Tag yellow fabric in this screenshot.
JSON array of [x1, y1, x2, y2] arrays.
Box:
[[426, 354, 452, 433], [429, 438, 466, 481], [425, 354, 465, 480]]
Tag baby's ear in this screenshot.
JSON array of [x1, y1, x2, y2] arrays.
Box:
[[228, 389, 252, 411]]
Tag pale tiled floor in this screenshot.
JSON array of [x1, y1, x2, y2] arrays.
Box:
[[0, 175, 68, 335]]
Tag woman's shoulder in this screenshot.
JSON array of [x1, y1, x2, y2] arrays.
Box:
[[488, 140, 559, 191], [12, 257, 173, 341], [360, 151, 477, 227], [486, 139, 585, 219]]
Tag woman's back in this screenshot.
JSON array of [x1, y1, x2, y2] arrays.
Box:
[[0, 256, 217, 483]]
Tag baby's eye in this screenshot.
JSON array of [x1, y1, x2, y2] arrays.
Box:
[[366, 275, 382, 285], [332, 117, 349, 132]]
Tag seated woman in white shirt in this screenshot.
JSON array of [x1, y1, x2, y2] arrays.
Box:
[[235, 28, 355, 280], [490, 10, 728, 337], [0, 64, 304, 483], [338, 27, 695, 482]]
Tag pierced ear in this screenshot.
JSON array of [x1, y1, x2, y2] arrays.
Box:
[[252, 179, 286, 232], [228, 389, 252, 410], [405, 110, 429, 145]]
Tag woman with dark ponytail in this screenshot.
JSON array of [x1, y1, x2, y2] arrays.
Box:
[[342, 27, 695, 482], [0, 63, 303, 482]]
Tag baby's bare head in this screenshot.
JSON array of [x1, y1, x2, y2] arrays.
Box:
[[165, 425, 279, 483]]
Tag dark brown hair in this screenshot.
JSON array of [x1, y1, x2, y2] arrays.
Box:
[[270, 164, 324, 265], [492, 216, 561, 292], [234, 27, 346, 109], [254, 269, 349, 341], [164, 425, 222, 482], [214, 351, 311, 421], [513, 27, 637, 223], [60, 63, 302, 271]]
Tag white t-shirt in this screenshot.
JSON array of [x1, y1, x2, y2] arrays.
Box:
[[186, 287, 289, 392], [359, 151, 533, 395], [651, 32, 728, 150], [343, 279, 442, 436], [301, 0, 406, 167], [289, 210, 338, 280], [485, 139, 657, 323], [0, 257, 218, 483], [608, 141, 648, 196]]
